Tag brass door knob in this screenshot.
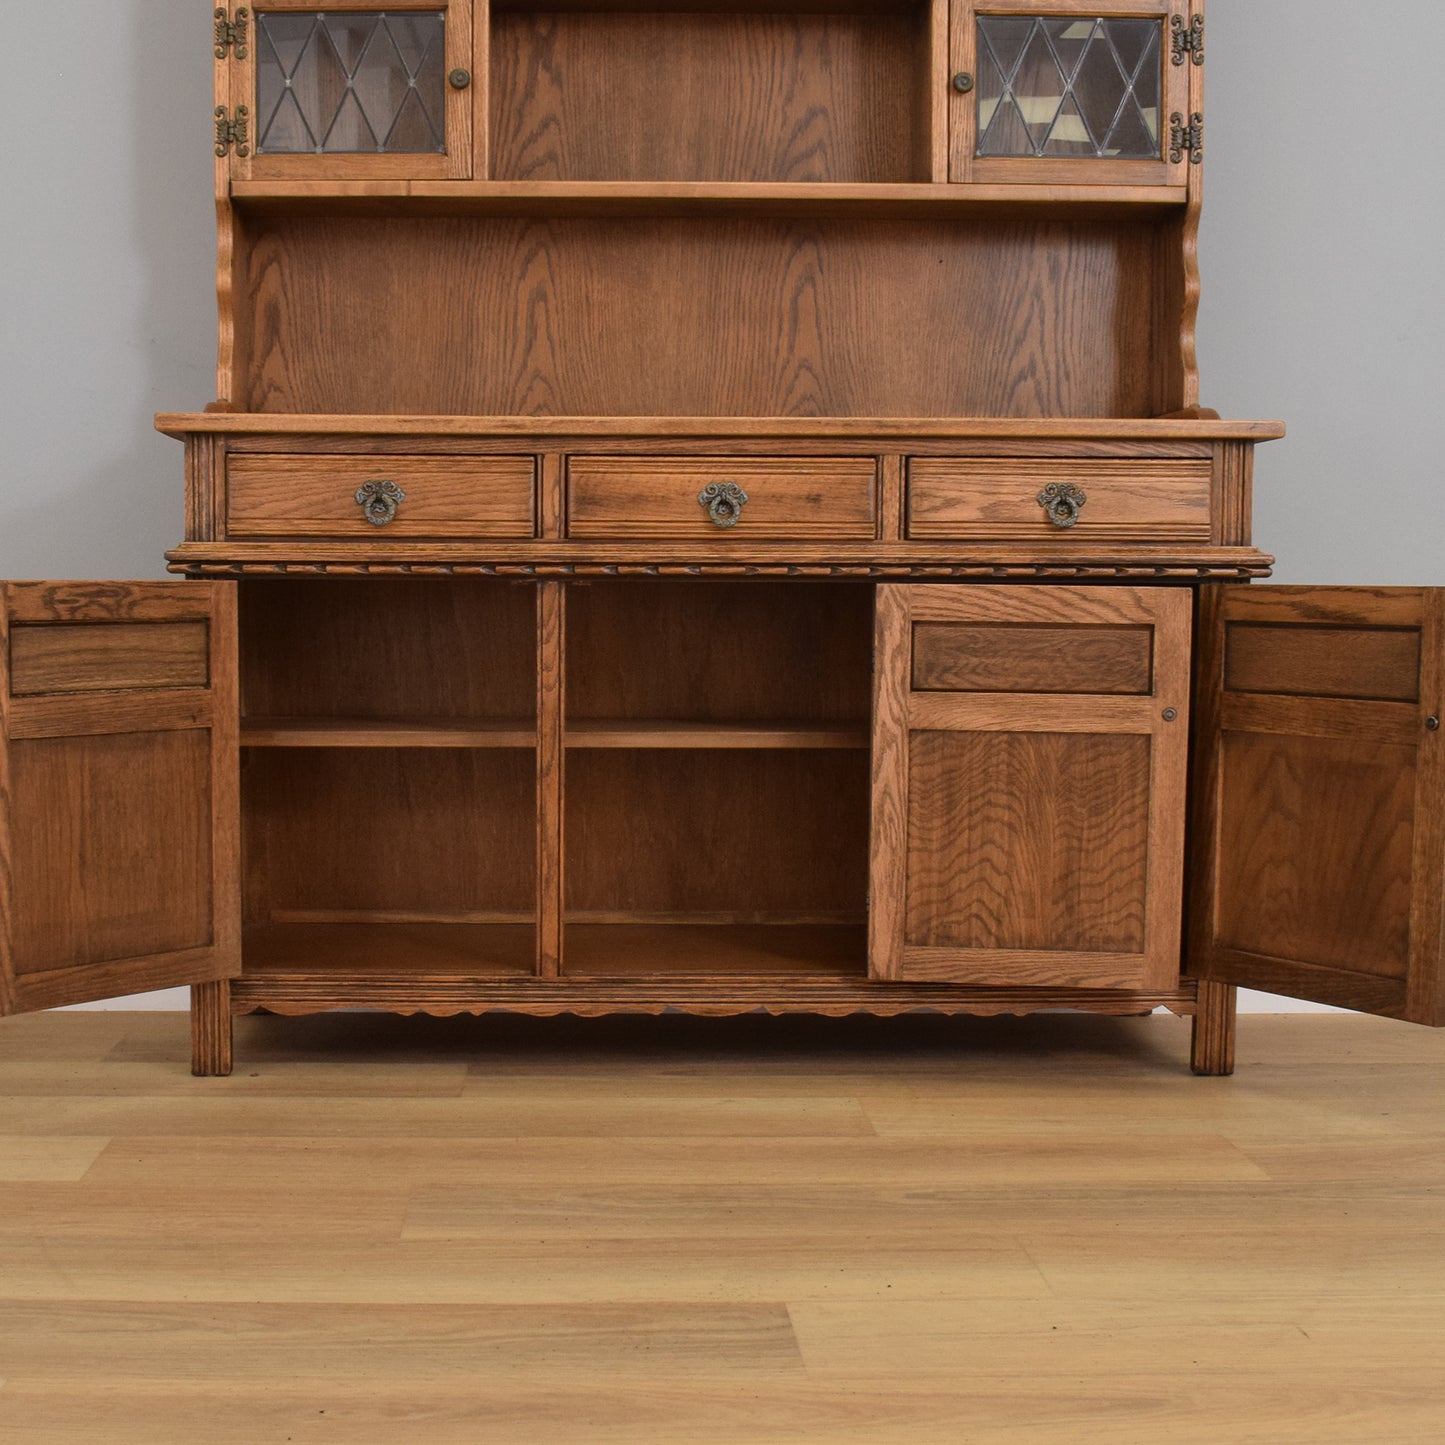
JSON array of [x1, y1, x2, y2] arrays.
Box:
[[698, 481, 749, 528], [356, 479, 406, 526]]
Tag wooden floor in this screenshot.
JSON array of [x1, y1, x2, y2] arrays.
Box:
[[1, 1011, 1443, 1443]]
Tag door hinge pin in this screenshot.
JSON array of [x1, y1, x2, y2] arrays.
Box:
[[215, 105, 250, 159], [1171, 14, 1204, 66], [214, 7, 249, 60], [1169, 112, 1204, 165]]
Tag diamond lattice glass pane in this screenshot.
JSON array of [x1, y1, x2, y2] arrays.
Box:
[[974, 15, 1162, 160], [256, 10, 447, 155]]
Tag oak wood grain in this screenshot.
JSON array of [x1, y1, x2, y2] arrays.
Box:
[[907, 457, 1213, 542], [240, 215, 1166, 417], [0, 582, 238, 1016], [8, 623, 209, 697], [1190, 586, 1445, 1024], [911, 622, 1153, 694], [490, 9, 923, 183], [566, 456, 879, 540], [226, 454, 537, 539]]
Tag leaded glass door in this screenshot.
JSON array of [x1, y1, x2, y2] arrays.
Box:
[[219, 1, 475, 180], [949, 2, 1198, 186]]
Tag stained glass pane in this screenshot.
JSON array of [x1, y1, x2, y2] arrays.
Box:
[[256, 10, 447, 155], [974, 15, 1162, 160]]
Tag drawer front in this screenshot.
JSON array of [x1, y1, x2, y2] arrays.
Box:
[[566, 457, 879, 540], [227, 455, 537, 539], [907, 458, 1213, 543]]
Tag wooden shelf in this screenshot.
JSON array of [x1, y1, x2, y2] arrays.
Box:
[[228, 180, 1189, 220], [241, 718, 536, 749], [562, 923, 867, 977], [243, 922, 536, 976], [157, 413, 1288, 442], [565, 719, 868, 750]]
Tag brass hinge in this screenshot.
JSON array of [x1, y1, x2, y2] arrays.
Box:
[[1169, 111, 1203, 165], [215, 105, 250, 158], [214, 7, 249, 60], [1171, 13, 1204, 66]]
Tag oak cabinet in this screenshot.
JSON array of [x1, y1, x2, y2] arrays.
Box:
[[5, 5, 1440, 1075]]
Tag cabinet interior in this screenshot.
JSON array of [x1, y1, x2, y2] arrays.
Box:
[[488, 2, 934, 183], [234, 211, 1185, 418], [235, 577, 873, 980]]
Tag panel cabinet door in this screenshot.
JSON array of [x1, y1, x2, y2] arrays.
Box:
[[870, 584, 1191, 988], [949, 1, 1197, 186], [1189, 586, 1445, 1023], [219, 0, 475, 180], [0, 582, 239, 1013]]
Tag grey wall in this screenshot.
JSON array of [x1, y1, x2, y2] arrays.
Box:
[[1, 3, 1439, 1010]]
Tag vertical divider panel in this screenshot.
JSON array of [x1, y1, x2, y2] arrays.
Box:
[[473, 0, 491, 179], [868, 586, 911, 981], [536, 580, 565, 977], [926, 0, 952, 182]]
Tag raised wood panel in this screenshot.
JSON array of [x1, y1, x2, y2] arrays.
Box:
[[8, 732, 213, 976], [565, 457, 878, 540], [227, 455, 537, 539], [905, 729, 1150, 954], [238, 578, 536, 722], [242, 749, 536, 927], [871, 584, 1190, 990], [1215, 732, 1415, 980], [1191, 586, 1445, 1025], [243, 215, 1163, 417], [566, 580, 872, 724], [906, 458, 1212, 541], [1224, 623, 1421, 703], [9, 623, 209, 697], [489, 9, 924, 183], [911, 622, 1152, 694]]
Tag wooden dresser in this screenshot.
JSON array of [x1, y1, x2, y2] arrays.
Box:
[[2, 1, 1440, 1075]]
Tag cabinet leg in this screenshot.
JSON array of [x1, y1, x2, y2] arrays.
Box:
[[1191, 981, 1237, 1076], [191, 980, 234, 1077]]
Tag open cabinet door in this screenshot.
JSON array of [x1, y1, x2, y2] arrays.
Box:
[[0, 582, 239, 1013], [1190, 586, 1445, 1022]]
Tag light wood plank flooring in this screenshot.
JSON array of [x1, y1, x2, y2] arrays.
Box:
[[0, 1010, 1442, 1443]]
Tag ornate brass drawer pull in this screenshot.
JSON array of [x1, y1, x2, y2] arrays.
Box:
[[1037, 482, 1087, 529], [698, 481, 749, 528], [355, 479, 406, 527]]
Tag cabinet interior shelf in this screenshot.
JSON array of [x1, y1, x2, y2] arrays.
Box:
[[239, 921, 867, 980], [567, 720, 869, 750], [240, 718, 868, 750], [244, 922, 536, 977], [240, 718, 537, 749]]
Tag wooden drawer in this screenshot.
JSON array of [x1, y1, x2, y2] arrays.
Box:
[[906, 458, 1213, 543], [566, 457, 878, 540], [226, 455, 536, 539]]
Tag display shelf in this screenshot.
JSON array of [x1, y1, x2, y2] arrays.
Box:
[[227, 179, 1189, 218], [241, 718, 536, 749], [564, 720, 869, 750], [243, 922, 537, 977]]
